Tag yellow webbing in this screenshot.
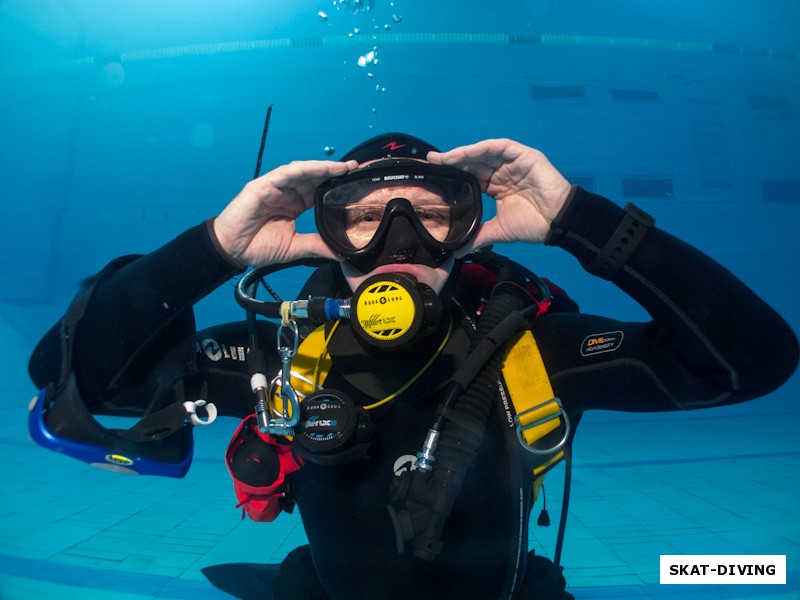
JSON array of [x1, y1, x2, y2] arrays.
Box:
[[275, 324, 565, 485], [501, 330, 565, 478]]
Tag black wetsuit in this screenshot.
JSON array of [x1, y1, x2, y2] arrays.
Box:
[[28, 188, 798, 600]]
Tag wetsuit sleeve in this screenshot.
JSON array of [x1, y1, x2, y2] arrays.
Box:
[[538, 187, 798, 412]]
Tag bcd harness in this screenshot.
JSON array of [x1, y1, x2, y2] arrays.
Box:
[[228, 259, 575, 568]]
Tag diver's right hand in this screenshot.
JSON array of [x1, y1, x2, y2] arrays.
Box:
[[213, 159, 358, 267]]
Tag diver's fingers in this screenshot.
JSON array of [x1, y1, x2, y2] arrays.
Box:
[[216, 160, 358, 265], [265, 159, 358, 185], [286, 232, 342, 263], [428, 139, 527, 169], [245, 232, 340, 268], [252, 159, 359, 208], [455, 219, 506, 256], [429, 140, 541, 197], [234, 159, 360, 226]]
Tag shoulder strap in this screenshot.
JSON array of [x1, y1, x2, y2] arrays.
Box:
[[500, 328, 577, 568], [500, 330, 569, 476]]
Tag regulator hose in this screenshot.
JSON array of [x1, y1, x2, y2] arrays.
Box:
[[388, 255, 533, 561]]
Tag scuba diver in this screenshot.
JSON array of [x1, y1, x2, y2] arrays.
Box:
[[28, 133, 798, 600]]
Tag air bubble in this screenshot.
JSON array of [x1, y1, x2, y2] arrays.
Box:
[[339, 0, 374, 14], [358, 50, 377, 67]]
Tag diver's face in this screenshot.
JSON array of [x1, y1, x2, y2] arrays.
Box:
[[333, 158, 458, 293], [339, 174, 455, 294], [341, 184, 451, 249]]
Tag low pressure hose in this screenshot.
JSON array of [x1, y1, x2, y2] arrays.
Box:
[[388, 258, 533, 561]]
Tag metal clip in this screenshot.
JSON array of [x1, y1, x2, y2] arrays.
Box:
[[183, 400, 218, 426], [273, 320, 300, 432], [514, 397, 570, 455], [268, 370, 318, 411]]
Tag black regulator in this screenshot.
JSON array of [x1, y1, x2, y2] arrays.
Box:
[[292, 390, 375, 465]]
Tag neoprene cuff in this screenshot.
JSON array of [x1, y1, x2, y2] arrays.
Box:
[[544, 187, 655, 279]]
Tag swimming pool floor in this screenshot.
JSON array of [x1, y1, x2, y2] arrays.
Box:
[[1, 316, 797, 599]]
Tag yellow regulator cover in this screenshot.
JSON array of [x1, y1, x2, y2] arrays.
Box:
[[354, 279, 418, 342]]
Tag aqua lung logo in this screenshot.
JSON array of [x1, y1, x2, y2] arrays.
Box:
[[316, 401, 340, 410], [581, 331, 624, 356], [361, 296, 403, 306], [199, 338, 246, 362], [361, 283, 402, 305]]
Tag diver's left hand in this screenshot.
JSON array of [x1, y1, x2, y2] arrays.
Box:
[[427, 139, 572, 255]]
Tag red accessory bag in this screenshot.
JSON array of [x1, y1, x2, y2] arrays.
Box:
[[225, 415, 303, 522]]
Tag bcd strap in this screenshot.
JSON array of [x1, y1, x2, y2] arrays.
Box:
[[285, 325, 568, 484], [500, 329, 569, 485]]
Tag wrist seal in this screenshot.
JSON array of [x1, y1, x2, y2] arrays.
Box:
[[585, 203, 654, 279]]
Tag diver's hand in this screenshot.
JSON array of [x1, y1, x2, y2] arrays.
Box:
[[427, 139, 571, 254], [214, 159, 358, 267]]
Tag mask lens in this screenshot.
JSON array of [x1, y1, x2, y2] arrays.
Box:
[[318, 164, 480, 255], [343, 204, 386, 249], [410, 204, 451, 242], [343, 199, 452, 248]]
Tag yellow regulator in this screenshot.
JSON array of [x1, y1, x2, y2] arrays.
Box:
[[351, 272, 442, 351]]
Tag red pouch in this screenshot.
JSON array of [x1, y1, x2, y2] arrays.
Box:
[[225, 415, 303, 522]]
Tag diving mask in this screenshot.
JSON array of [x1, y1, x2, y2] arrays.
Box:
[[315, 160, 482, 273]]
